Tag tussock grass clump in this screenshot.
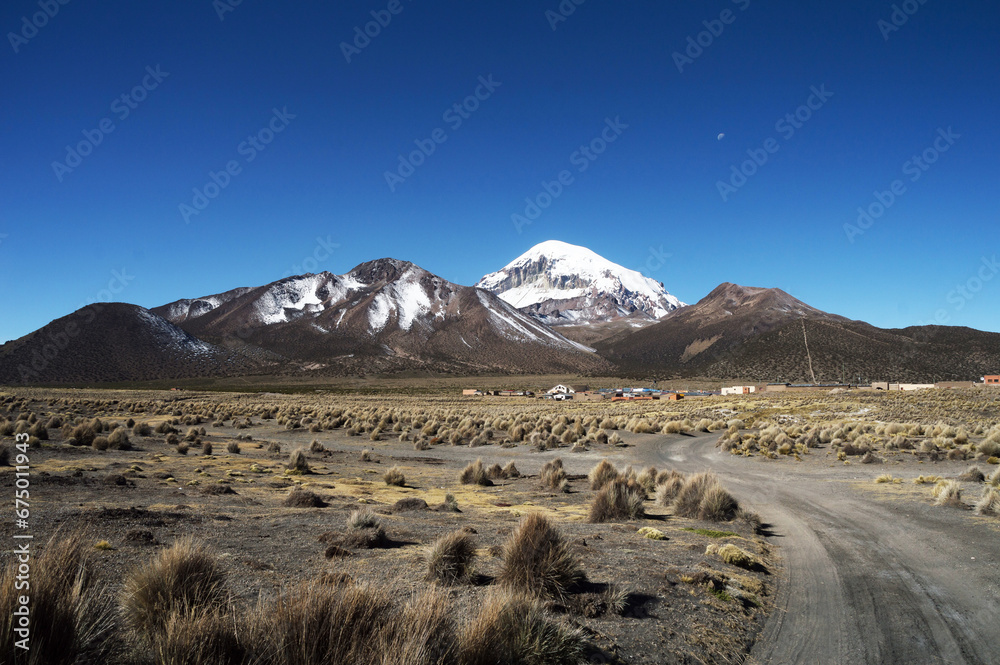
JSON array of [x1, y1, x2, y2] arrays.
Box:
[[975, 487, 1000, 516], [697, 484, 740, 522], [153, 609, 245, 665], [383, 466, 406, 486], [0, 533, 115, 665], [875, 473, 896, 484], [540, 458, 568, 491], [458, 589, 586, 665], [914, 474, 941, 484], [254, 582, 394, 665], [588, 478, 646, 523], [499, 513, 584, 600], [284, 488, 327, 508], [460, 459, 492, 486], [121, 538, 227, 637], [226, 441, 240, 454], [933, 480, 964, 508], [672, 472, 740, 522], [655, 474, 686, 506], [588, 459, 619, 490], [347, 508, 380, 530], [287, 448, 311, 474], [502, 461, 520, 478], [425, 529, 476, 584], [958, 466, 985, 483], [672, 472, 716, 518]]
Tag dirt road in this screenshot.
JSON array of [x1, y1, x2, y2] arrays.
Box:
[[641, 431, 1000, 665]]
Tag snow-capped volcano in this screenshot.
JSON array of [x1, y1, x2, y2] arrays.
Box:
[[476, 240, 685, 326]]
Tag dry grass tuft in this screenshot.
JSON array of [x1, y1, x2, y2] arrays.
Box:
[[250, 581, 394, 665], [588, 459, 620, 490], [383, 466, 406, 487], [153, 609, 245, 665], [499, 513, 584, 600], [460, 459, 492, 486], [974, 487, 1000, 516], [283, 488, 327, 508], [458, 589, 586, 665], [287, 448, 311, 474], [0, 533, 116, 665], [425, 529, 476, 584], [121, 537, 228, 638], [933, 480, 964, 508], [588, 478, 646, 523]]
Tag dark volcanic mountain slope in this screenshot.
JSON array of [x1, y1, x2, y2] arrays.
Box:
[[596, 283, 1000, 381], [154, 259, 609, 375], [0, 304, 257, 384]]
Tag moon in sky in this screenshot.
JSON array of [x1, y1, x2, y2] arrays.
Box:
[[717, 133, 725, 141]]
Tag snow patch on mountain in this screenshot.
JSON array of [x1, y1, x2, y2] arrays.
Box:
[[136, 308, 213, 354]]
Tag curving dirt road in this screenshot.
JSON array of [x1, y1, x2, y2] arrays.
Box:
[[640, 431, 1000, 665]]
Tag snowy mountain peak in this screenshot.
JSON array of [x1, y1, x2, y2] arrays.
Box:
[[475, 240, 686, 325]]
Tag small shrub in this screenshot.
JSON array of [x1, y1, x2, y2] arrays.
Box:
[[425, 530, 476, 584], [177, 442, 189, 455], [226, 441, 240, 454], [201, 442, 213, 456]]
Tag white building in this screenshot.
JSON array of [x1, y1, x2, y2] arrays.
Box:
[[721, 385, 756, 396], [547, 384, 588, 395]]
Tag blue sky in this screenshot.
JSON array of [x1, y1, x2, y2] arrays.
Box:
[[2, 0, 998, 343]]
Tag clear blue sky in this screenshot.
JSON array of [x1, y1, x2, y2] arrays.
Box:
[[2, 0, 998, 343]]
